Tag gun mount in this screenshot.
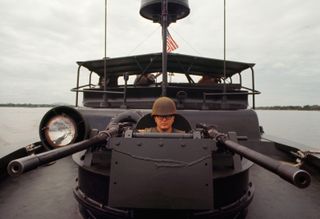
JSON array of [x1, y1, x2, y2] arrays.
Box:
[[5, 110, 311, 218], [8, 113, 311, 191], [3, 107, 316, 218]]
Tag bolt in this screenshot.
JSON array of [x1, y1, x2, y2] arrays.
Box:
[[202, 145, 208, 150]]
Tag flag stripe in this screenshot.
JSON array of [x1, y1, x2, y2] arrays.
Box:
[[166, 30, 178, 53]]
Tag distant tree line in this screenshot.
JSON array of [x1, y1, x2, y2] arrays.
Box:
[[256, 105, 320, 111], [1, 103, 319, 110], [0, 103, 58, 108]]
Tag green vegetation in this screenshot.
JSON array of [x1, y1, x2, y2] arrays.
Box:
[[256, 105, 320, 111]]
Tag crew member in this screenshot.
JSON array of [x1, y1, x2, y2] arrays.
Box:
[[198, 75, 220, 85], [134, 73, 156, 86], [141, 97, 184, 133]]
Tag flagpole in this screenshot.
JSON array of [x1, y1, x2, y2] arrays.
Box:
[[161, 0, 168, 97]]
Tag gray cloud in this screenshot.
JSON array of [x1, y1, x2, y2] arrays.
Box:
[[0, 0, 319, 106]]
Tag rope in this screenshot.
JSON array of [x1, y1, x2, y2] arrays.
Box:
[[304, 150, 320, 155], [128, 26, 161, 56], [170, 29, 202, 56], [287, 149, 320, 168]]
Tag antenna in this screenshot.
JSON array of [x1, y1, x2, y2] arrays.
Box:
[[102, 0, 109, 107], [223, 0, 227, 105], [104, 0, 107, 59]]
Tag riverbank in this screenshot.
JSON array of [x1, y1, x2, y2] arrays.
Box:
[[1, 103, 320, 110], [0, 103, 67, 108], [256, 105, 320, 111]]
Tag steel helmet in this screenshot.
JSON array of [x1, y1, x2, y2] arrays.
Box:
[[151, 97, 176, 116]]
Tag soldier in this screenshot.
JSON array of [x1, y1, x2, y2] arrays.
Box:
[[142, 97, 184, 133], [134, 73, 156, 86], [198, 75, 220, 85]]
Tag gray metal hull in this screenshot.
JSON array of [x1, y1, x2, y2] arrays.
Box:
[[1, 156, 319, 218]]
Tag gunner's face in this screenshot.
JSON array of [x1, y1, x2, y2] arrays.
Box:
[[154, 115, 175, 132]]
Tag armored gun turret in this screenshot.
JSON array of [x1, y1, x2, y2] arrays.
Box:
[[7, 111, 311, 189], [6, 109, 311, 218]]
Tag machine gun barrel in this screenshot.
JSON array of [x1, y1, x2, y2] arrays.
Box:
[[204, 127, 311, 188], [223, 139, 311, 188], [7, 133, 109, 177], [7, 117, 132, 177]]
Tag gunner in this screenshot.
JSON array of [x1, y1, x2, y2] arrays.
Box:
[[141, 97, 184, 133]]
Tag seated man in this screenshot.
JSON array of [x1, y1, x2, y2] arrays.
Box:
[[140, 97, 184, 133], [198, 75, 220, 85], [134, 73, 156, 86], [98, 75, 118, 88]]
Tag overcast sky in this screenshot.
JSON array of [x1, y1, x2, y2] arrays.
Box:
[[0, 0, 319, 106]]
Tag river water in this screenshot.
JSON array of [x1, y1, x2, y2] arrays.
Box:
[[257, 110, 320, 149], [0, 107, 319, 157]]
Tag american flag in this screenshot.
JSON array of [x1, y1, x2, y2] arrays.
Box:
[[166, 30, 179, 53]]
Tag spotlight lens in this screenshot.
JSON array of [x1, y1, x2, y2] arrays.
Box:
[[45, 115, 77, 147]]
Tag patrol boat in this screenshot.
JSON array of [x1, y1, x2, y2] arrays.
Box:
[[1, 1, 319, 219]]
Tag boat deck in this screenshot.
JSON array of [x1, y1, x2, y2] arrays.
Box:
[[0, 156, 319, 219]]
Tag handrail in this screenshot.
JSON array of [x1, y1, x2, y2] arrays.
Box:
[[121, 73, 128, 109], [202, 89, 260, 110], [75, 65, 82, 107], [72, 84, 96, 90], [71, 87, 124, 95], [241, 86, 261, 95], [73, 64, 129, 108], [250, 67, 256, 109]]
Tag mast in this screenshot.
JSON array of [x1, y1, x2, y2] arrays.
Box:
[[139, 0, 190, 97], [161, 0, 168, 97]]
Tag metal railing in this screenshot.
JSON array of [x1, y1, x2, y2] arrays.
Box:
[[71, 65, 128, 108], [72, 64, 260, 110]]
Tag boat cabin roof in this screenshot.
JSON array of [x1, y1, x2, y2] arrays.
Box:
[[73, 53, 259, 110], [77, 53, 255, 78]]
